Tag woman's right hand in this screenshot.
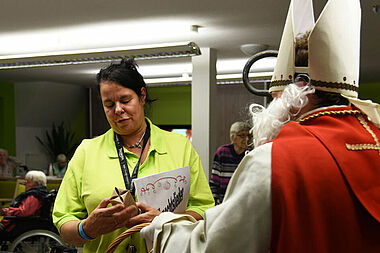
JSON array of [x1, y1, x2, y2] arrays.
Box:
[[82, 197, 139, 239], [1, 208, 9, 216]]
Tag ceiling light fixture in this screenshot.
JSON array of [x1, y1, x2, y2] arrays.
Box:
[[81, 57, 276, 78], [0, 41, 201, 70], [144, 72, 273, 86], [240, 44, 268, 56], [190, 25, 201, 33]]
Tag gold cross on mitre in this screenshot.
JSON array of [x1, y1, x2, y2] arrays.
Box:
[[346, 115, 380, 156]]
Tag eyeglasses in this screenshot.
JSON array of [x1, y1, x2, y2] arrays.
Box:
[[236, 134, 251, 138]]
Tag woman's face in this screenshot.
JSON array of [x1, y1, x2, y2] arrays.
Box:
[[232, 130, 250, 152], [100, 81, 146, 136], [0, 151, 7, 165], [23, 178, 37, 191]]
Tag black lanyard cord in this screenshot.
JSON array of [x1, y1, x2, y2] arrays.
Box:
[[114, 121, 151, 196]]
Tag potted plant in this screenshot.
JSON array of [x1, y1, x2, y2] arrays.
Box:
[[36, 122, 80, 163]]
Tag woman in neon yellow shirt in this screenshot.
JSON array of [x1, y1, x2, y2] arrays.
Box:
[[52, 58, 214, 253]]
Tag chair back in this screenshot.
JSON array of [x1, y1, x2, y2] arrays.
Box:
[[13, 178, 25, 199]]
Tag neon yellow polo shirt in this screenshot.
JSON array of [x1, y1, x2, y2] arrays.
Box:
[[53, 119, 214, 253]]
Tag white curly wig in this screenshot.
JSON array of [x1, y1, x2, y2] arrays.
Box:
[[249, 83, 315, 147]]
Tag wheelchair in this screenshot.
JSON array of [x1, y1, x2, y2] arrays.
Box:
[[0, 189, 76, 252]]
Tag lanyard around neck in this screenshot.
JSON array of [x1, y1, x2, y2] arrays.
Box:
[[114, 121, 151, 196]]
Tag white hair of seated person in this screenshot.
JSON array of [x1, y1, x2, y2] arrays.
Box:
[[0, 148, 8, 157], [249, 83, 315, 147], [25, 170, 47, 187]]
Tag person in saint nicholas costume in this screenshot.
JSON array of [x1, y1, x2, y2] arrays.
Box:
[[138, 0, 380, 252]]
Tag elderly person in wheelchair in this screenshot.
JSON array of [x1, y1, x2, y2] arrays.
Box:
[[0, 170, 48, 240], [0, 170, 74, 252]]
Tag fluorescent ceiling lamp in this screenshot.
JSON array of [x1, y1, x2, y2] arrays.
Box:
[[216, 72, 273, 80], [146, 76, 192, 85], [83, 57, 275, 78], [145, 72, 273, 86], [77, 56, 276, 84], [0, 42, 200, 70], [217, 58, 276, 74], [139, 62, 192, 78], [140, 58, 275, 77], [0, 19, 199, 55]]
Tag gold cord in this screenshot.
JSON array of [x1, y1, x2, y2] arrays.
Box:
[[298, 109, 361, 123], [346, 114, 380, 156], [298, 109, 379, 155]]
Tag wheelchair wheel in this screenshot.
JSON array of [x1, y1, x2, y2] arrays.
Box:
[[8, 229, 66, 252]]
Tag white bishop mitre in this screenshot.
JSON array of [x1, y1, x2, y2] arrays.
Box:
[[270, 0, 380, 128], [270, 0, 360, 98]]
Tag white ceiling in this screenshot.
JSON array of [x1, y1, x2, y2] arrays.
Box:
[[0, 0, 378, 86]]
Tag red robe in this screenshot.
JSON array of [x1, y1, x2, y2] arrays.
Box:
[[271, 106, 380, 252]]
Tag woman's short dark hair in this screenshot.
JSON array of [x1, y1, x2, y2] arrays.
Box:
[[96, 58, 154, 103]]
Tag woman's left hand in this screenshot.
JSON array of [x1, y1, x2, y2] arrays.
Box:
[[127, 202, 161, 227]]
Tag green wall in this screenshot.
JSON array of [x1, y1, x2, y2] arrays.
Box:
[[147, 85, 191, 126], [0, 82, 16, 155], [359, 82, 380, 103]]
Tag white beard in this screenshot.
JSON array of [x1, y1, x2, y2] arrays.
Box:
[[249, 83, 315, 147]]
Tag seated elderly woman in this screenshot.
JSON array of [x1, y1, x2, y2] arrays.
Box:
[[0, 148, 22, 177], [0, 170, 48, 240], [47, 154, 68, 178]]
